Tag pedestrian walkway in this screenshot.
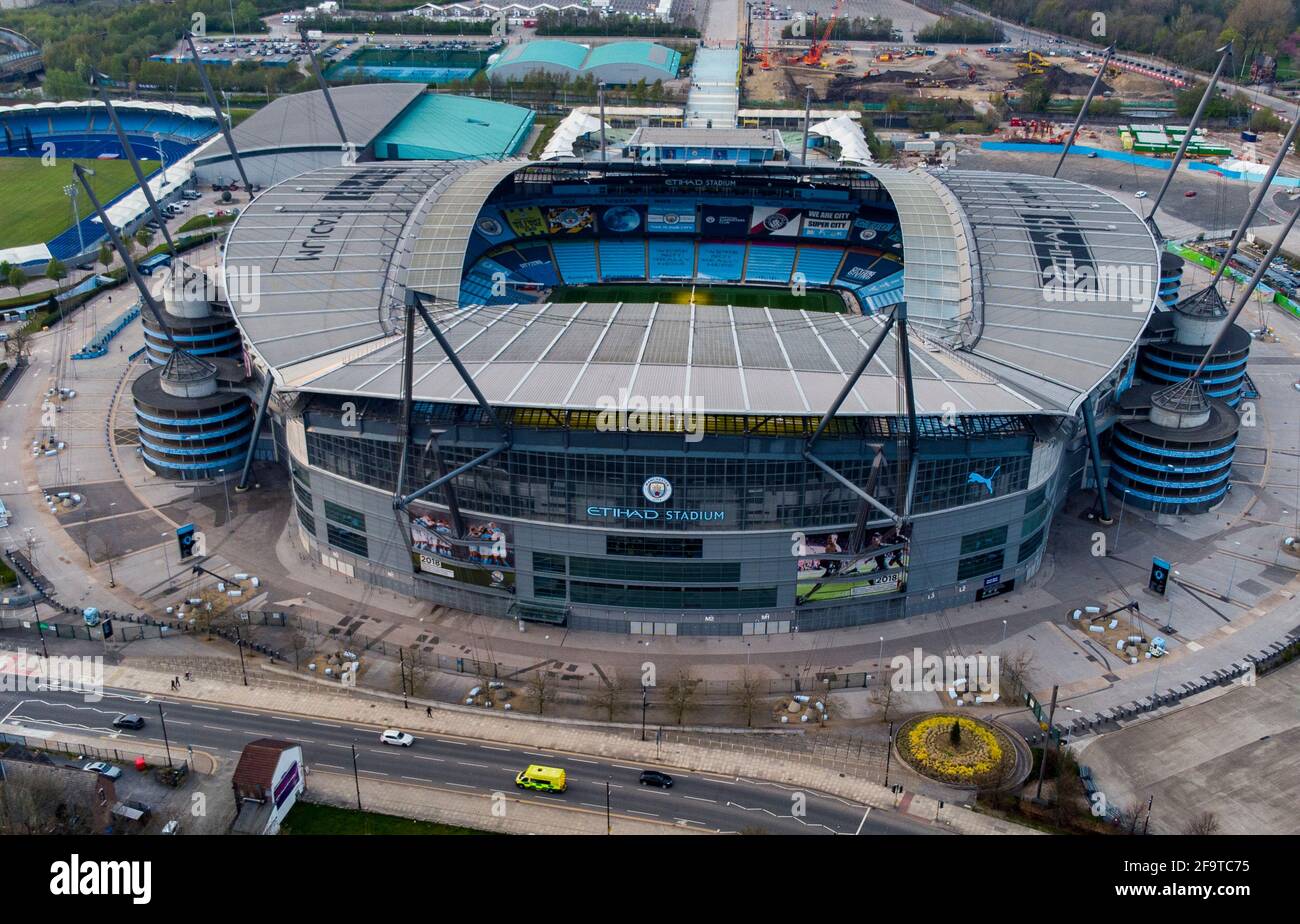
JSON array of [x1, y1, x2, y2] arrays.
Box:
[[102, 661, 1033, 835], [685, 46, 740, 129]]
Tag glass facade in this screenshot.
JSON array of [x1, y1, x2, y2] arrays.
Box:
[[326, 523, 368, 557], [305, 429, 1031, 532]]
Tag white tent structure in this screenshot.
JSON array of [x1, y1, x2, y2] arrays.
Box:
[[809, 114, 874, 165], [539, 110, 608, 161]]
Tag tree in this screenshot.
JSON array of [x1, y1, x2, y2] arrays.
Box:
[[525, 669, 553, 715], [1020, 78, 1051, 114], [7, 266, 27, 294], [664, 669, 698, 725], [1182, 811, 1220, 835], [734, 667, 763, 727], [868, 681, 897, 723], [135, 228, 153, 252], [3, 327, 30, 361], [45, 259, 65, 283], [950, 719, 962, 747], [999, 648, 1036, 703], [97, 243, 113, 268], [590, 669, 630, 722]]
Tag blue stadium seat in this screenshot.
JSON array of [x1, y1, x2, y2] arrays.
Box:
[[648, 239, 695, 279], [744, 243, 796, 284], [597, 239, 647, 281], [794, 247, 845, 286], [552, 239, 600, 284], [696, 242, 745, 282]]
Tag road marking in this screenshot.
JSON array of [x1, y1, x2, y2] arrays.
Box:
[[569, 757, 599, 765], [191, 705, 219, 711], [231, 710, 258, 717], [358, 769, 388, 777], [627, 810, 658, 818], [613, 764, 640, 771], [401, 776, 430, 783], [270, 715, 301, 723], [580, 802, 604, 809], [479, 745, 511, 752], [317, 763, 345, 771], [854, 807, 872, 836], [311, 721, 341, 728], [457, 761, 490, 769], [410, 755, 445, 763], [201, 725, 232, 732], [164, 720, 191, 726], [701, 777, 736, 785], [676, 818, 705, 826], [524, 752, 549, 759], [435, 738, 468, 746], [684, 795, 717, 804], [444, 782, 477, 790]]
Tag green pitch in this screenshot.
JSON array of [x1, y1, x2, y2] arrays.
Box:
[[0, 158, 159, 250], [548, 283, 846, 313]]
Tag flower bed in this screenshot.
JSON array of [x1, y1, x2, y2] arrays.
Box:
[[896, 714, 1014, 788]]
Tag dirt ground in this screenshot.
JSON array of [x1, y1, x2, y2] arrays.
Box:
[[741, 45, 1169, 106]]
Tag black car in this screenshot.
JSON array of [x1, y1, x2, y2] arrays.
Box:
[[639, 770, 673, 788], [113, 714, 145, 730]]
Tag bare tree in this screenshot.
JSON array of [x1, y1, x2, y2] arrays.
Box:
[[525, 669, 553, 715], [590, 669, 630, 722], [0, 767, 94, 835], [734, 667, 764, 728], [405, 646, 434, 698], [2, 327, 30, 362], [664, 669, 698, 726], [999, 648, 1036, 703], [868, 681, 897, 723], [1182, 811, 1220, 836]]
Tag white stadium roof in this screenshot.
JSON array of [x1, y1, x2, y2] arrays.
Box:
[[222, 161, 1159, 417]]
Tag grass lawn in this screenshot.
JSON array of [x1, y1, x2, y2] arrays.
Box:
[[549, 283, 845, 312], [0, 157, 159, 250], [177, 213, 236, 234], [280, 801, 488, 835]]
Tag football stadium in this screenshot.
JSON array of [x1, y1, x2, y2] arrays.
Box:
[[204, 155, 1193, 635]]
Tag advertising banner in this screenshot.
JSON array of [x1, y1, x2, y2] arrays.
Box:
[[646, 202, 697, 234], [472, 207, 517, 245], [410, 509, 514, 590], [598, 204, 645, 236], [796, 524, 910, 604], [503, 205, 547, 238], [545, 205, 596, 235], [750, 205, 802, 237], [835, 250, 886, 288], [801, 208, 854, 240], [700, 204, 751, 236]]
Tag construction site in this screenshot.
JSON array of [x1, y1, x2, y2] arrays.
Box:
[[740, 5, 1173, 113]]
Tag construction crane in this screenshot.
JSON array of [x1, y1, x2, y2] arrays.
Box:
[[760, 2, 773, 69], [798, 0, 845, 68]]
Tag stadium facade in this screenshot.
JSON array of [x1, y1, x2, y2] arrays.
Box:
[[207, 157, 1189, 635]]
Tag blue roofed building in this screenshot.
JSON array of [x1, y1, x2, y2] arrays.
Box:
[[375, 93, 535, 160], [486, 39, 681, 84]]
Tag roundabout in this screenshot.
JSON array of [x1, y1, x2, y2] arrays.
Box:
[[895, 714, 1029, 790]]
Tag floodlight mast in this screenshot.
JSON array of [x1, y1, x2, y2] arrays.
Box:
[[184, 32, 254, 200]]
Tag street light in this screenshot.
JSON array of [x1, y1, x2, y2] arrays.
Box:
[[877, 635, 884, 669], [1113, 487, 1131, 553], [640, 685, 648, 742], [217, 468, 232, 523], [160, 531, 172, 580], [1001, 619, 1007, 645], [157, 701, 174, 768]]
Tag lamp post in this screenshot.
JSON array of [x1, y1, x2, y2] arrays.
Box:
[[160, 531, 172, 580], [157, 701, 174, 768], [877, 635, 884, 669], [1001, 619, 1007, 646], [1113, 487, 1131, 553], [1225, 541, 1241, 600], [234, 624, 248, 686], [31, 599, 48, 660], [640, 685, 648, 742], [218, 468, 232, 523]]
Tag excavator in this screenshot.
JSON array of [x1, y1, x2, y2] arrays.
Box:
[[1016, 50, 1049, 75]]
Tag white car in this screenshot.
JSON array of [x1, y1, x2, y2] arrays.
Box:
[[380, 729, 414, 747], [1134, 190, 1148, 199], [83, 761, 123, 780]]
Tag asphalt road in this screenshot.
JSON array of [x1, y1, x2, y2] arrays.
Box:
[[0, 684, 944, 835]]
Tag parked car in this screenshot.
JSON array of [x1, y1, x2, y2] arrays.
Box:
[[182, 190, 201, 200], [1134, 190, 1148, 199], [639, 769, 674, 788], [1184, 190, 1197, 197], [113, 714, 145, 730], [380, 729, 414, 747], [83, 761, 123, 780]]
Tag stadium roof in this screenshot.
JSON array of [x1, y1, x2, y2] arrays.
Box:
[[0, 98, 216, 122], [374, 94, 534, 160], [228, 83, 424, 152], [487, 39, 681, 79], [223, 161, 1157, 417], [298, 300, 1042, 415]]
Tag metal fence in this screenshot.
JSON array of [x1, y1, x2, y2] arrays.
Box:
[[0, 731, 200, 772]]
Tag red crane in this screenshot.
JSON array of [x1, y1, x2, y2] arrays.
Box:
[[801, 0, 845, 67]]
